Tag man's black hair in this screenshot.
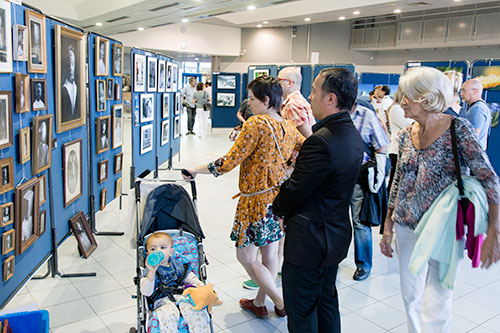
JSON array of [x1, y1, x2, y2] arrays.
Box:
[[319, 68, 358, 111]]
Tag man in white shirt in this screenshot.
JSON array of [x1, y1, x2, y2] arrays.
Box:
[[181, 78, 197, 135], [376, 85, 393, 132]]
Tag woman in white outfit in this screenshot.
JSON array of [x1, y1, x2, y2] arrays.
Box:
[[193, 82, 209, 137]]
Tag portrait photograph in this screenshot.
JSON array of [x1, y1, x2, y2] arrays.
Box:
[[100, 189, 107, 211], [55, 25, 86, 133], [13, 24, 28, 62], [3, 255, 14, 281], [15, 73, 30, 113], [112, 104, 123, 149], [115, 83, 121, 101], [97, 160, 108, 184], [38, 210, 46, 236], [140, 93, 154, 123], [31, 79, 47, 111], [0, 91, 13, 150], [95, 36, 109, 76], [140, 124, 153, 155], [15, 177, 40, 255], [2, 229, 15, 254], [112, 43, 123, 76], [32, 114, 53, 176], [162, 93, 170, 118], [115, 177, 122, 199], [161, 119, 169, 146], [175, 93, 181, 115], [0, 202, 13, 227], [172, 63, 178, 91], [158, 60, 166, 92], [174, 117, 180, 139], [0, 157, 13, 195], [62, 138, 82, 207], [216, 92, 236, 107], [19, 127, 30, 165], [0, 2, 12, 73], [96, 116, 110, 154], [147, 57, 157, 92], [96, 79, 106, 111], [69, 211, 97, 258], [166, 62, 173, 92], [106, 78, 114, 100], [26, 9, 46, 73], [254, 68, 270, 79], [39, 174, 46, 205], [217, 75, 237, 90], [133, 53, 146, 92], [114, 152, 123, 174]]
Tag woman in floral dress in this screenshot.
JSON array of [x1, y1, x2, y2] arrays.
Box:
[[183, 75, 304, 318]]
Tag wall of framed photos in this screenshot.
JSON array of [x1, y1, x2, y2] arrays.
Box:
[[211, 72, 241, 128]]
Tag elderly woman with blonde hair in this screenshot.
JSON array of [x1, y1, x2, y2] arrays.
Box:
[[380, 67, 500, 332], [443, 69, 463, 114]]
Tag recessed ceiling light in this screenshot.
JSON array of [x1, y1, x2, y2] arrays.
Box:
[[263, 21, 268, 24], [257, 24, 262, 28], [339, 16, 346, 20], [96, 22, 103, 26], [353, 10, 360, 15], [394, 9, 401, 13], [247, 5, 256, 10], [181, 18, 189, 23], [304, 17, 311, 22], [137, 27, 144, 31], [453, 0, 462, 2]]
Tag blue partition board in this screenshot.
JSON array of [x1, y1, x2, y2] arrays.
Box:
[[241, 73, 248, 100], [247, 65, 278, 85], [1, 4, 89, 308], [404, 60, 469, 79], [313, 64, 356, 81], [358, 73, 401, 97], [212, 72, 241, 128], [277, 65, 313, 100], [88, 33, 123, 211]]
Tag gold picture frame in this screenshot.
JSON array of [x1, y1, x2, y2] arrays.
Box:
[[0, 91, 13, 150], [95, 36, 109, 76], [15, 177, 40, 255], [15, 74, 30, 113], [96, 116, 110, 154], [115, 177, 122, 199], [26, 10, 47, 74], [3, 255, 14, 281], [19, 127, 30, 164], [32, 114, 53, 176], [0, 157, 14, 195], [112, 44, 124, 76], [0, 202, 13, 227], [96, 79, 106, 111], [100, 188, 107, 211], [39, 174, 47, 205], [2, 229, 15, 254]]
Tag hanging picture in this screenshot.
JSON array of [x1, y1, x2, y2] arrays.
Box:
[[55, 25, 87, 133], [166, 62, 173, 92], [0, 91, 13, 150], [96, 116, 110, 154], [0, 2, 12, 73], [31, 79, 47, 111], [0, 202, 13, 227], [115, 83, 121, 101], [140, 124, 153, 155], [172, 63, 178, 92], [115, 177, 122, 199], [140, 93, 154, 123], [32, 114, 53, 175], [162, 93, 170, 118], [217, 75, 237, 90], [96, 79, 106, 111], [2, 229, 14, 254], [3, 255, 14, 281], [216, 92, 236, 107], [15, 74, 30, 113], [161, 119, 169, 146], [26, 9, 46, 73], [100, 189, 107, 211], [68, 211, 97, 258], [112, 43, 123, 76], [174, 117, 180, 138], [133, 53, 146, 92], [114, 152, 123, 174], [0, 157, 13, 195], [175, 93, 181, 115], [97, 160, 108, 184], [38, 174, 46, 205], [13, 24, 28, 62], [106, 78, 114, 100], [254, 68, 269, 79], [158, 60, 166, 92], [95, 36, 109, 76], [62, 138, 82, 207], [19, 127, 30, 164], [147, 57, 157, 92], [38, 210, 46, 236], [15, 177, 40, 255], [112, 104, 123, 149]]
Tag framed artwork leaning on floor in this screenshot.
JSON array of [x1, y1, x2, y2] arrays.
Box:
[[69, 211, 97, 258]]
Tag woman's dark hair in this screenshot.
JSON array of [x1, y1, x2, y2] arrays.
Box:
[[247, 75, 282, 110], [196, 82, 204, 91], [319, 68, 358, 111]]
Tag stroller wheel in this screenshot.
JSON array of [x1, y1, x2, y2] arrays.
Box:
[[129, 328, 137, 333]]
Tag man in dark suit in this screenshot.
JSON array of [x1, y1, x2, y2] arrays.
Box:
[[272, 67, 363, 333]]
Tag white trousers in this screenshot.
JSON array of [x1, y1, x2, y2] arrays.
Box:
[[395, 223, 455, 333], [195, 108, 209, 137]]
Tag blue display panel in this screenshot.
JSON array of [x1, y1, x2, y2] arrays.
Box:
[[277, 65, 313, 101], [404, 60, 469, 79], [247, 65, 278, 85], [212, 73, 241, 128], [313, 64, 356, 80], [358, 73, 400, 97]]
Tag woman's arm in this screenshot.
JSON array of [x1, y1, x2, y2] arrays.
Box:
[[380, 208, 395, 258], [236, 109, 246, 123], [481, 203, 500, 268]]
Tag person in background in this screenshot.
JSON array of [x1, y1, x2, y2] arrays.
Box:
[[377, 85, 393, 133], [460, 78, 491, 150], [236, 99, 253, 124], [193, 82, 209, 137], [182, 77, 197, 135], [443, 70, 463, 115]]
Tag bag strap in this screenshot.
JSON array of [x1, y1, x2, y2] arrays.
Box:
[[450, 118, 465, 197], [263, 117, 290, 178]]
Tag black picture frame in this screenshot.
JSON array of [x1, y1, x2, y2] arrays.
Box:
[[216, 74, 237, 90]]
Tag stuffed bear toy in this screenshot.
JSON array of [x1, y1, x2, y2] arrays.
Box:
[[182, 283, 223, 314]]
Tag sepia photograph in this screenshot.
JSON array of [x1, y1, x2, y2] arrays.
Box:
[[112, 104, 123, 149], [162, 93, 170, 118], [55, 25, 86, 133], [0, 202, 13, 227], [0, 157, 13, 195], [106, 78, 114, 100], [140, 124, 153, 155], [15, 177, 40, 255], [147, 57, 157, 92], [38, 210, 46, 236], [140, 93, 154, 123], [166, 62, 173, 92], [97, 160, 108, 184], [69, 211, 97, 258], [216, 92, 236, 107], [0, 91, 13, 150], [95, 36, 109, 76], [158, 60, 166, 92], [0, 2, 12, 73], [217, 74, 237, 90], [96, 116, 110, 154], [112, 43, 123, 76], [115, 83, 121, 101], [38, 173, 46, 206], [161, 119, 169, 146], [19, 127, 30, 165], [32, 114, 53, 175], [174, 117, 180, 138], [15, 73, 30, 113], [133, 53, 146, 92], [26, 10, 46, 73], [62, 138, 82, 207], [13, 24, 28, 62], [100, 189, 107, 211], [114, 152, 123, 174], [31, 79, 47, 111], [115, 177, 122, 199], [96, 79, 106, 111], [3, 255, 14, 281], [2, 229, 14, 254]]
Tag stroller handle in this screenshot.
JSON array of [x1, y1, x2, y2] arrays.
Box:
[[181, 169, 197, 201]]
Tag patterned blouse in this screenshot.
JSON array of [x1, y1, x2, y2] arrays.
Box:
[[389, 117, 500, 230], [208, 114, 304, 247]]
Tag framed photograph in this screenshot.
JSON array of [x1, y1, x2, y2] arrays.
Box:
[[158, 60, 166, 92], [69, 211, 97, 258], [112, 104, 123, 149], [96, 79, 106, 111], [2, 229, 15, 254], [13, 24, 28, 62], [217, 75, 237, 90], [32, 114, 53, 175], [31, 78, 47, 111], [115, 177, 122, 199], [254, 68, 269, 79], [0, 2, 12, 73], [19, 127, 30, 164], [140, 124, 153, 155], [100, 189, 107, 210], [112, 43, 123, 76], [96, 116, 110, 154], [0, 157, 13, 195], [38, 174, 46, 205], [3, 255, 14, 281], [216, 92, 236, 107], [133, 53, 146, 92], [172, 63, 178, 91], [97, 160, 108, 184], [0, 202, 13, 227], [26, 9, 46, 73], [106, 78, 114, 100], [15, 177, 40, 255], [174, 117, 180, 139], [162, 93, 170, 118], [161, 119, 169, 146], [115, 83, 121, 101], [0, 91, 13, 150], [147, 57, 157, 92], [55, 26, 86, 133], [166, 62, 173, 92], [175, 93, 180, 115], [95, 36, 109, 76], [38, 210, 46, 236], [140, 93, 155, 123], [114, 152, 123, 174], [15, 74, 30, 113], [62, 138, 82, 207]]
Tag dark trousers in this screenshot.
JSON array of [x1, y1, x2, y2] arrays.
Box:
[[282, 261, 340, 333], [187, 107, 196, 132]]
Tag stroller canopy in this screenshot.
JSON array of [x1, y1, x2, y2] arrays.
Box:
[[138, 183, 204, 241]]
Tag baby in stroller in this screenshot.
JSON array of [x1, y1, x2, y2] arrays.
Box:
[[141, 232, 210, 333]]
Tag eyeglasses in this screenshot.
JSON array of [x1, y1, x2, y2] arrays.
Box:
[[278, 78, 294, 85]]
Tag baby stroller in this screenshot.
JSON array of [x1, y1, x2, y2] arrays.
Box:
[[130, 176, 212, 333]]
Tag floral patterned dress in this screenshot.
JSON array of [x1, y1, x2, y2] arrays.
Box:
[[208, 114, 304, 248]]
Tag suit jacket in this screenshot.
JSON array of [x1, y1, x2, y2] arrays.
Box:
[[273, 111, 363, 268]]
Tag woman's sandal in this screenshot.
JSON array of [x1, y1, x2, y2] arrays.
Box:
[[274, 305, 286, 317], [239, 298, 268, 318]]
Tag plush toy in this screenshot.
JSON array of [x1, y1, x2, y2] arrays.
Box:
[[182, 283, 223, 314]]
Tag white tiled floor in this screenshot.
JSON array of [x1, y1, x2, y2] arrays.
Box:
[[2, 125, 500, 332]]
